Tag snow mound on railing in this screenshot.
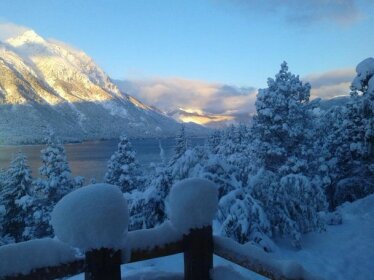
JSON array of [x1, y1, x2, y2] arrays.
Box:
[[167, 178, 218, 234], [214, 236, 322, 280], [0, 238, 76, 277], [51, 183, 129, 251]]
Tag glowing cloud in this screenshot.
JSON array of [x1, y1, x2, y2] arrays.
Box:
[[115, 78, 257, 115], [303, 68, 355, 99]]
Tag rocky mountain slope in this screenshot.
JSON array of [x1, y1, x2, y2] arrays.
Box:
[[0, 30, 204, 144]]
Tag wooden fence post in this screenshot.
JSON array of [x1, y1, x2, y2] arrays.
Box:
[[183, 226, 213, 280], [85, 248, 121, 280]]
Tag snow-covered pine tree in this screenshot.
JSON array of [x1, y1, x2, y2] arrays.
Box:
[[26, 131, 78, 239], [316, 104, 361, 209], [217, 188, 274, 251], [351, 58, 374, 155], [128, 165, 173, 230], [37, 131, 76, 204], [314, 58, 374, 209], [350, 58, 374, 162], [328, 57, 374, 206], [170, 124, 188, 166], [251, 61, 313, 173], [218, 124, 252, 186], [171, 146, 204, 181], [249, 170, 326, 248], [207, 129, 222, 154], [249, 63, 326, 247], [105, 135, 141, 193], [1, 152, 33, 242]]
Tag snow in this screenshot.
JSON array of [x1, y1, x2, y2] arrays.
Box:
[[124, 265, 247, 280], [211, 265, 249, 280], [352, 57, 374, 91], [214, 236, 319, 280], [167, 178, 218, 234], [124, 221, 182, 255], [125, 271, 183, 279], [368, 73, 374, 94], [7, 30, 46, 47], [356, 57, 374, 77], [51, 183, 129, 251], [273, 194, 374, 280], [0, 238, 76, 277]]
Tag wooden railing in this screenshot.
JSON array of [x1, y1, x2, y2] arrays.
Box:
[[0, 226, 320, 280]]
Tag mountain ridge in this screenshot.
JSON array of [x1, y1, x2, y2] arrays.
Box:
[[0, 30, 206, 144]]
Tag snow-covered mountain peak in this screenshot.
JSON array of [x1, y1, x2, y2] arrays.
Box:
[[7, 30, 46, 47], [0, 28, 207, 143]]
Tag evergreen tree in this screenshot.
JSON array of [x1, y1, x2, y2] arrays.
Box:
[[128, 165, 173, 230], [1, 153, 33, 242], [170, 124, 187, 165], [351, 57, 374, 154], [316, 58, 374, 209], [207, 129, 222, 154], [250, 170, 326, 248], [251, 61, 313, 173], [350, 58, 374, 161], [217, 188, 274, 251], [331, 58, 374, 207], [28, 131, 77, 239], [105, 135, 141, 192], [218, 124, 252, 185], [37, 131, 76, 203], [248, 63, 326, 247], [171, 147, 204, 181]]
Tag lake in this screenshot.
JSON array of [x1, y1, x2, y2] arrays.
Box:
[[0, 138, 206, 182]]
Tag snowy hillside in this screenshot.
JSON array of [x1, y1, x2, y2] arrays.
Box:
[[0, 30, 205, 144]]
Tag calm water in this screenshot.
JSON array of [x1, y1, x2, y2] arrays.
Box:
[[0, 138, 206, 182]]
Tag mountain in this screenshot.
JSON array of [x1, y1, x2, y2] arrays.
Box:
[[318, 95, 350, 110], [0, 30, 205, 144]]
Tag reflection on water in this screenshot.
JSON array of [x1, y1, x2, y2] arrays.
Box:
[[0, 138, 206, 182]]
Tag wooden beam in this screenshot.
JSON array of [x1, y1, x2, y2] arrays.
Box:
[[128, 240, 183, 263], [0, 259, 85, 280]]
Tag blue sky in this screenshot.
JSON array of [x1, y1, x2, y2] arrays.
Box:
[[0, 0, 373, 114]]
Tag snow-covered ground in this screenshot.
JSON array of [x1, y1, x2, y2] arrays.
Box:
[[273, 194, 374, 280], [68, 194, 374, 280]]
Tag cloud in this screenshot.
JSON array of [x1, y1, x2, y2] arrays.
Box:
[[115, 78, 257, 115], [0, 22, 30, 41], [303, 68, 355, 99], [221, 0, 371, 26], [117, 69, 356, 118]]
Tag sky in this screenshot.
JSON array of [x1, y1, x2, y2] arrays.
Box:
[[0, 0, 373, 115]]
